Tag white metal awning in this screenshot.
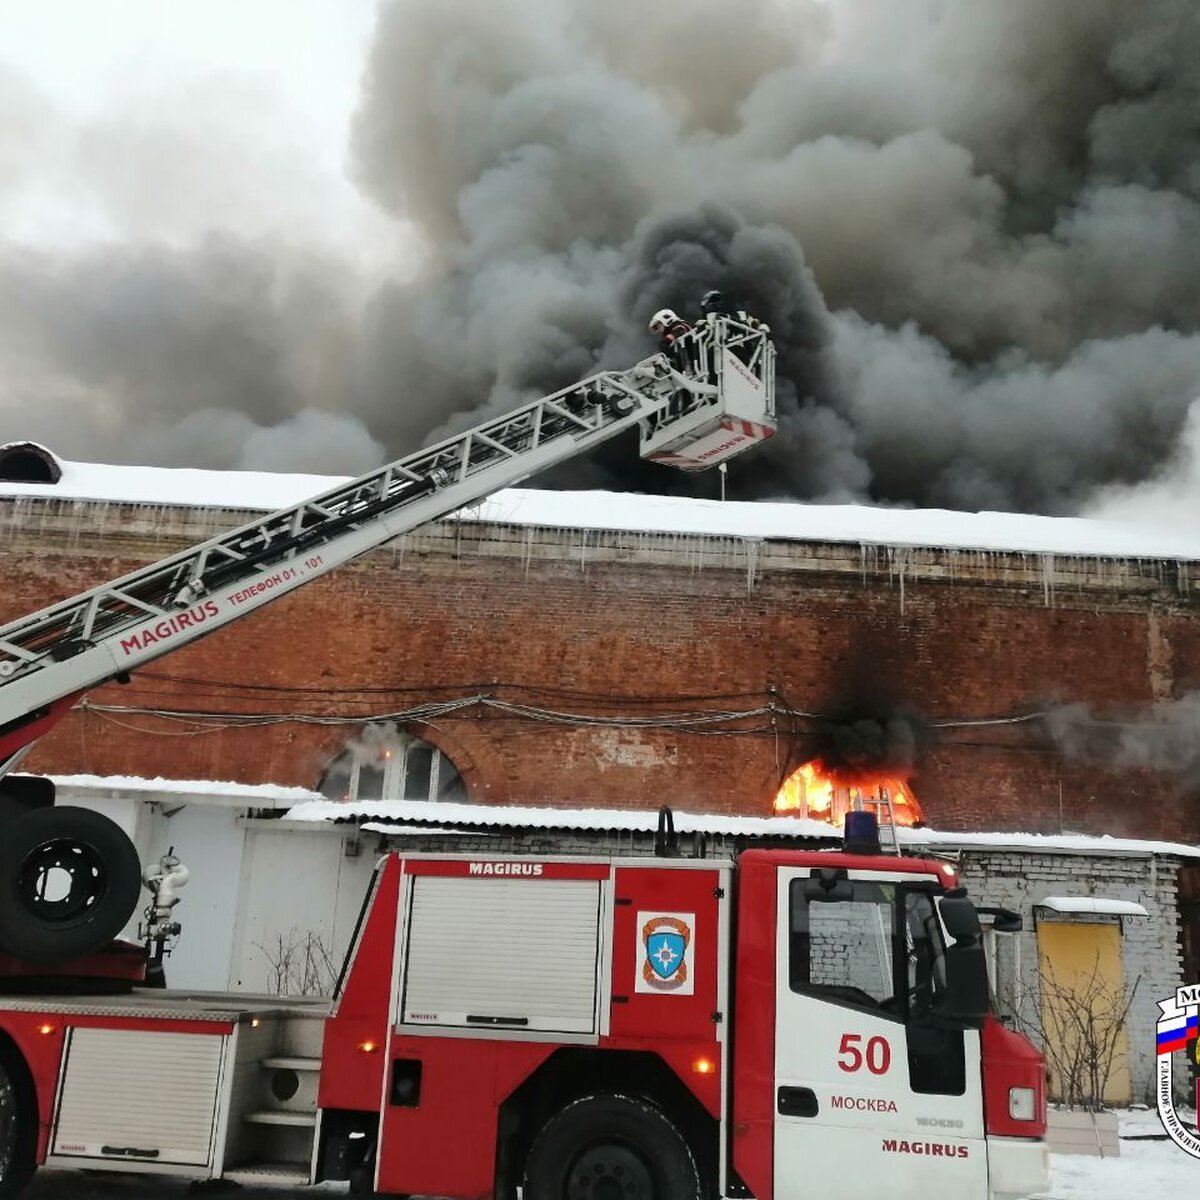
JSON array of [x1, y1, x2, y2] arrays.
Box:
[[1036, 896, 1148, 917]]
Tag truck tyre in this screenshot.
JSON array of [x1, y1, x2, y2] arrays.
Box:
[[0, 1048, 35, 1198], [0, 806, 142, 964], [523, 1094, 702, 1200]]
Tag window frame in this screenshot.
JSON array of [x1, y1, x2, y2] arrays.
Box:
[[319, 733, 465, 804], [787, 877, 949, 1025], [788, 877, 904, 1021]]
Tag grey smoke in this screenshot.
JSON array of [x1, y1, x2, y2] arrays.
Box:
[[1044, 695, 1200, 777], [2, 0, 1200, 510]]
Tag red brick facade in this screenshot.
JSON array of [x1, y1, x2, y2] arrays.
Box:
[[3, 499, 1198, 841]]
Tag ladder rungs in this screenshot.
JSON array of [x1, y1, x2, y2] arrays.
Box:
[[244, 1110, 316, 1127], [262, 1056, 321, 1072]]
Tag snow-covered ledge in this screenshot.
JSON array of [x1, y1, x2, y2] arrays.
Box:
[[1036, 896, 1150, 917], [50, 773, 322, 811]]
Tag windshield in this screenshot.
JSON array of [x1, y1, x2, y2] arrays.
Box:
[[789, 880, 952, 1020]]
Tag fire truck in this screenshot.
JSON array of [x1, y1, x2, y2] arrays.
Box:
[[0, 317, 1049, 1198], [0, 814, 1048, 1199]]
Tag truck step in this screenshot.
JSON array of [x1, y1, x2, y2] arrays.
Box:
[[261, 1056, 321, 1072], [243, 1110, 317, 1127], [224, 1162, 311, 1187]]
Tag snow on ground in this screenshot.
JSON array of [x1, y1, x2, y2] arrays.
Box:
[[5, 451, 1200, 562], [1049, 1113, 1200, 1198], [24, 1113, 1200, 1198]]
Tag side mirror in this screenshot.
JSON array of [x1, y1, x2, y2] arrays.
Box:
[[974, 905, 1023, 934], [937, 888, 989, 1028], [942, 942, 989, 1028], [938, 887, 982, 943]]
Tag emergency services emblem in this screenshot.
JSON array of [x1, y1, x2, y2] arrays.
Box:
[[635, 912, 695, 995], [1155, 983, 1200, 1157]]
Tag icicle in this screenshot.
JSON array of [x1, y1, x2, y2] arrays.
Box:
[[744, 540, 760, 592], [1040, 553, 1055, 606]]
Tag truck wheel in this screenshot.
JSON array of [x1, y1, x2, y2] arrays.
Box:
[[523, 1094, 702, 1200], [0, 1050, 35, 1198], [0, 806, 141, 964]]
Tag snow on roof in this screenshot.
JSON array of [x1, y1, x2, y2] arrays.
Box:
[[899, 827, 1200, 860], [35, 777, 1200, 859], [2, 455, 1199, 562], [285, 797, 843, 841], [51, 773, 323, 808], [281, 796, 1200, 859], [0, 458, 340, 512], [1036, 896, 1149, 917]]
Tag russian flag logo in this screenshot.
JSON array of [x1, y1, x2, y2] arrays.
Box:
[[1156, 1011, 1198, 1057]]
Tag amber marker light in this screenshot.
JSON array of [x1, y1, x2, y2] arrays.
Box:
[[249, 1018, 261, 1028], [692, 1057, 716, 1075], [37, 1023, 56, 1036], [358, 1040, 380, 1054]]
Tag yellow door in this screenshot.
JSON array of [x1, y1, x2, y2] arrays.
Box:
[[1037, 920, 1131, 1106]]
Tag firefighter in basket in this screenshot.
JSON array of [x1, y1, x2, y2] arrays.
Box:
[[648, 308, 693, 369], [649, 308, 697, 418], [695, 290, 769, 372], [696, 289, 770, 337]]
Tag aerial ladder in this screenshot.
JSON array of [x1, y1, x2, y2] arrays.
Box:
[[0, 317, 775, 966]]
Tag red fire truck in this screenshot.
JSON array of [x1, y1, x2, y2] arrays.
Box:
[[0, 814, 1047, 1199], [0, 316, 1048, 1197]]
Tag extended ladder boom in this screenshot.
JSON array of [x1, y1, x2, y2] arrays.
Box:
[[0, 318, 775, 770]]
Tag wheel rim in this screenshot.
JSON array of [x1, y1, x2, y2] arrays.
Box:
[[0, 1062, 16, 1182], [566, 1144, 655, 1200], [16, 836, 109, 926]]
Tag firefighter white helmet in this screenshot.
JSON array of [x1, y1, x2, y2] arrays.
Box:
[[649, 309, 678, 335]]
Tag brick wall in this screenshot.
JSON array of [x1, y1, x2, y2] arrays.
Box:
[[956, 849, 1181, 1103], [3, 497, 1199, 840]]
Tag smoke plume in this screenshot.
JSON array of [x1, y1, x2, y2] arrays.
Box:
[[2, 0, 1200, 512], [1044, 695, 1200, 777]]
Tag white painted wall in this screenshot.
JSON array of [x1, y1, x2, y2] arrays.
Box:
[[227, 823, 377, 993], [140, 803, 247, 990], [63, 796, 376, 995]]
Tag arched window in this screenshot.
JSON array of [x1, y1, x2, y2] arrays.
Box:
[[318, 727, 466, 804]]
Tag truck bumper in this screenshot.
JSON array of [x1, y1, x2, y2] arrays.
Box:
[[987, 1136, 1050, 1200]]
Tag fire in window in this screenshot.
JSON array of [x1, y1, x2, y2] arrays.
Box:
[[773, 761, 925, 828]]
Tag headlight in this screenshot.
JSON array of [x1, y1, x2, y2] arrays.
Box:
[[1009, 1086, 1037, 1121]]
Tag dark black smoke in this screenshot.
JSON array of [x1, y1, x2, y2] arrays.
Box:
[[2, 0, 1200, 514], [810, 709, 924, 780]]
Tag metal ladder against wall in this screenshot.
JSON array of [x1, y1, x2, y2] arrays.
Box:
[[876, 787, 903, 856], [0, 319, 775, 773]]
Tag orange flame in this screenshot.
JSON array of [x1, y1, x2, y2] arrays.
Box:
[[774, 761, 924, 827]]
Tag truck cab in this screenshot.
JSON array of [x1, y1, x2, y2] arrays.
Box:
[[732, 844, 1047, 1200], [0, 815, 1047, 1199]]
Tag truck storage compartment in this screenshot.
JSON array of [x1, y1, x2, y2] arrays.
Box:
[[400, 875, 603, 1034], [52, 1027, 226, 1168]]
